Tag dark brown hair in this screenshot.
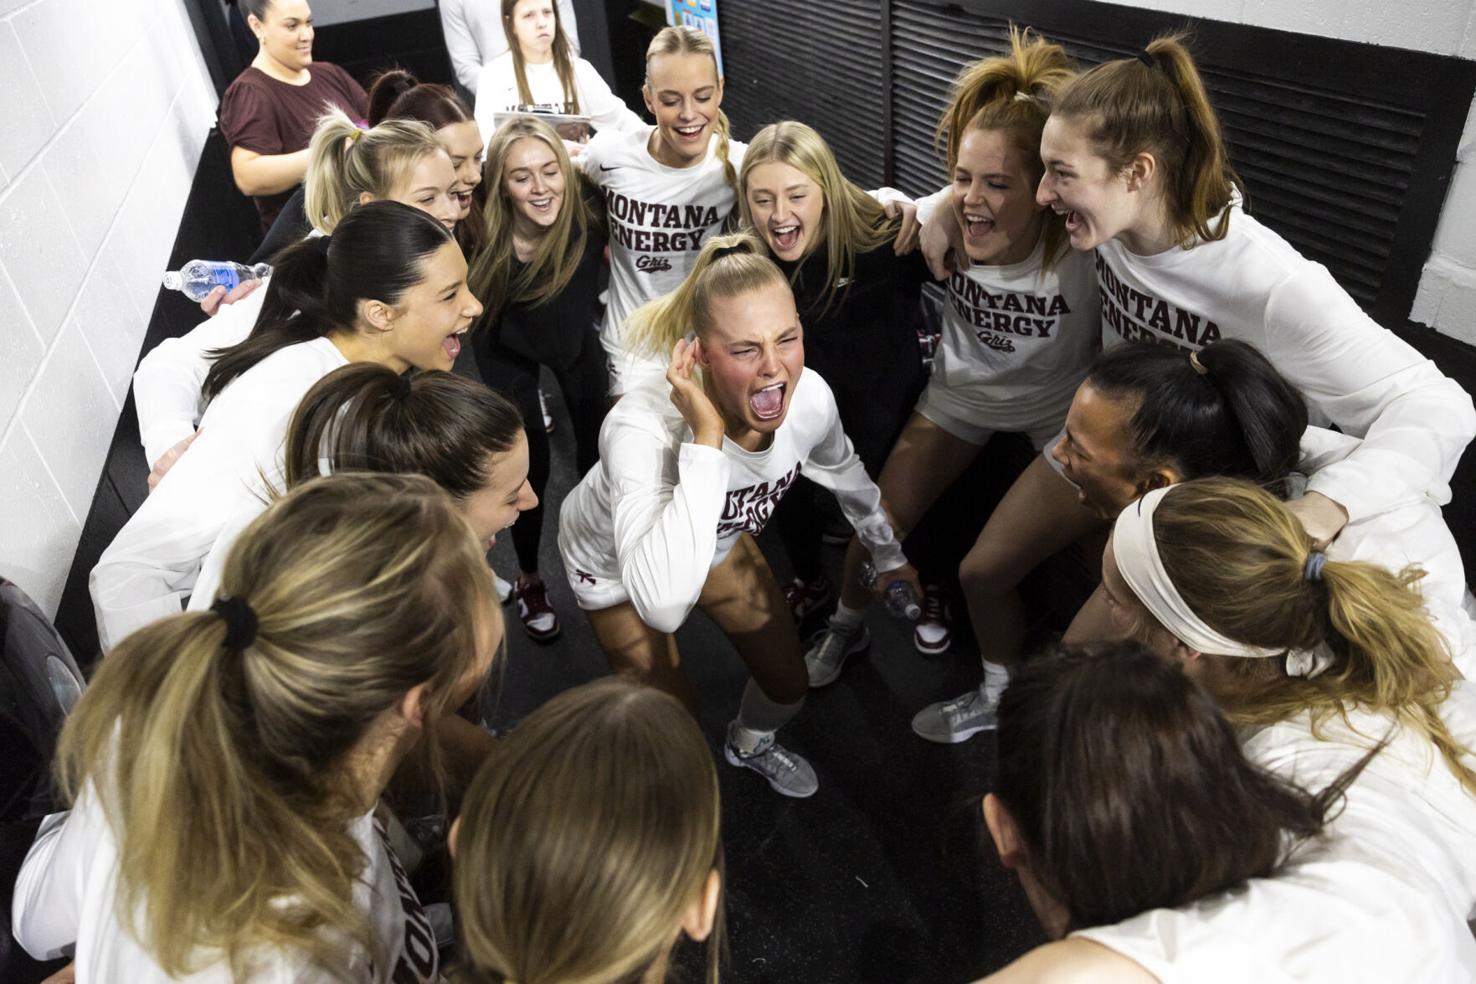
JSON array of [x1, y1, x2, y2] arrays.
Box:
[[283, 363, 523, 498], [1052, 33, 1244, 246], [994, 641, 1355, 931]]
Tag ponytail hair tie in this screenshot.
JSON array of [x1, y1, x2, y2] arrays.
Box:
[[1136, 48, 1156, 67], [1188, 351, 1209, 376], [1303, 551, 1327, 583], [394, 372, 413, 401], [711, 243, 749, 261], [211, 596, 259, 651], [310, 234, 333, 258]]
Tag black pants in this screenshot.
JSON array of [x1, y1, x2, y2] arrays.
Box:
[[475, 327, 608, 573]]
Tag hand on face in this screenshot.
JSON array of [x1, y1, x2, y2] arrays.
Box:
[[667, 336, 725, 448]]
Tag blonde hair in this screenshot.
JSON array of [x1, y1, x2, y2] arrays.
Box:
[[57, 473, 497, 979], [645, 26, 736, 190], [1143, 477, 1475, 794], [468, 116, 596, 322], [738, 120, 898, 316], [502, 0, 580, 114], [625, 231, 788, 358], [455, 677, 724, 984], [304, 109, 447, 234], [1052, 32, 1245, 246], [936, 25, 1074, 265]]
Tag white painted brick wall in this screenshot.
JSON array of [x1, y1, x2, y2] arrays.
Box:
[[0, 0, 216, 616]]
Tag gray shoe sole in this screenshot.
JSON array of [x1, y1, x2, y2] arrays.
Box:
[[910, 711, 997, 745]]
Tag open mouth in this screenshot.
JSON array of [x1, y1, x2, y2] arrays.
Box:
[[453, 190, 473, 212], [443, 327, 468, 361], [962, 211, 995, 241], [528, 194, 556, 217], [749, 382, 786, 420], [1053, 205, 1084, 236], [770, 223, 801, 252], [673, 123, 706, 143]]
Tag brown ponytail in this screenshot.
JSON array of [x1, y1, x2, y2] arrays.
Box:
[[1053, 33, 1244, 246]]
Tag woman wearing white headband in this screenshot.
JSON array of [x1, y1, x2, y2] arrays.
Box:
[[1002, 477, 1476, 982]]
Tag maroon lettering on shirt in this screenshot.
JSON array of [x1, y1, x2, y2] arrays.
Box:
[[948, 272, 1070, 354], [1094, 251, 1222, 351], [714, 465, 800, 538], [604, 188, 722, 262], [370, 816, 438, 984]]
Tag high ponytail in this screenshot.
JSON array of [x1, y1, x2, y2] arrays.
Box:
[[55, 473, 496, 979], [1053, 33, 1243, 246], [1085, 339, 1306, 496], [302, 110, 445, 235], [1147, 478, 1476, 794], [936, 26, 1074, 265], [284, 363, 524, 497], [365, 66, 419, 126], [202, 201, 453, 402], [625, 231, 787, 358]]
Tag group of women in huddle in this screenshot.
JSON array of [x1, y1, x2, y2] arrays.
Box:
[[14, 6, 1476, 981]]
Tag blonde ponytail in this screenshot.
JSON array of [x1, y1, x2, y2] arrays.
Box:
[[1147, 478, 1476, 794], [1054, 33, 1244, 246], [56, 473, 497, 979], [303, 110, 445, 234], [625, 231, 786, 358]]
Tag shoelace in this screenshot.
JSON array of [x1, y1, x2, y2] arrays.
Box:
[[755, 740, 798, 773], [922, 587, 946, 623], [941, 691, 979, 720], [817, 628, 856, 666]]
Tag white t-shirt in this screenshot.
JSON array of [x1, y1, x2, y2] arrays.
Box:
[[13, 782, 437, 982], [472, 54, 644, 143], [578, 125, 747, 393], [1075, 684, 1476, 982], [1300, 427, 1476, 677], [927, 241, 1099, 434], [91, 337, 348, 651], [557, 367, 906, 632], [1094, 206, 1476, 523], [438, 0, 579, 93]]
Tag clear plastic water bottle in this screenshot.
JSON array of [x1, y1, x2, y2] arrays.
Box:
[[161, 260, 272, 302], [859, 560, 921, 621]]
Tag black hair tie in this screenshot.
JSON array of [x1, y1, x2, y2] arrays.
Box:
[[309, 234, 332, 257], [711, 243, 748, 261], [211, 596, 259, 651], [1136, 48, 1156, 68]]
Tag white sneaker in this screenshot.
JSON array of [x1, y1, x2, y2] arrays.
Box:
[[724, 723, 818, 798], [911, 684, 998, 744], [804, 621, 870, 688]]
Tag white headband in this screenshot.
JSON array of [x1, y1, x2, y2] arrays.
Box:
[[1112, 486, 1334, 678]]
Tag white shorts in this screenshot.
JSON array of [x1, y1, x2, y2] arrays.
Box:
[[916, 378, 1065, 451]]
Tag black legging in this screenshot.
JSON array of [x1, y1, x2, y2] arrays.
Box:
[[475, 327, 608, 573]]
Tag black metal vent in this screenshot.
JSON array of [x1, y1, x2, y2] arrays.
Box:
[[718, 0, 1476, 326], [718, 0, 888, 188]]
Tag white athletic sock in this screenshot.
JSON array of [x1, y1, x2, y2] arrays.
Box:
[[732, 679, 805, 753], [829, 601, 864, 630], [980, 660, 1010, 702]]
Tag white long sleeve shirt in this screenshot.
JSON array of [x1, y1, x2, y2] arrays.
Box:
[[472, 54, 644, 141], [1095, 205, 1476, 522], [133, 285, 266, 468], [91, 337, 348, 651], [438, 0, 579, 93], [558, 367, 905, 633], [1075, 683, 1476, 982], [13, 780, 437, 982]]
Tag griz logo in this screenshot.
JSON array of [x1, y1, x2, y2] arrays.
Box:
[[637, 254, 673, 273], [714, 465, 800, 538], [947, 272, 1069, 354]]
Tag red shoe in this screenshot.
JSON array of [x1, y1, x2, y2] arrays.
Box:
[[782, 575, 835, 623], [515, 577, 562, 642], [913, 585, 952, 655]]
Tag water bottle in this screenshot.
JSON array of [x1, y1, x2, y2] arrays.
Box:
[[161, 260, 272, 302], [859, 560, 921, 621]]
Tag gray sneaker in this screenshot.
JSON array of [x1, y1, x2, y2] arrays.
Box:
[[911, 684, 998, 744], [804, 621, 870, 687], [724, 724, 819, 798]]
